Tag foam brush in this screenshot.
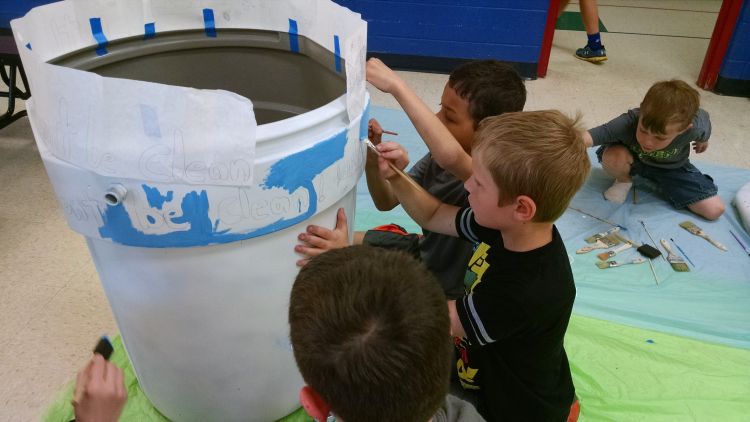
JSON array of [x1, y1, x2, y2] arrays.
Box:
[[614, 233, 662, 259]]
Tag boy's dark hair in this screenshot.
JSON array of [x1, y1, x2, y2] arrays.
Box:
[[640, 79, 700, 134], [449, 60, 526, 127], [289, 246, 452, 422]]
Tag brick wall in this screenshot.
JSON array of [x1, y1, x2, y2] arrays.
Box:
[[1, 1, 56, 29], [333, 0, 549, 77]]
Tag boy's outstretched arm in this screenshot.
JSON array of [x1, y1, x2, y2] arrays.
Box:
[[583, 130, 594, 147], [367, 58, 473, 181], [693, 140, 709, 153], [379, 155, 460, 237]]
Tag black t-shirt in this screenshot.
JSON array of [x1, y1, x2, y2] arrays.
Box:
[[453, 207, 576, 421]]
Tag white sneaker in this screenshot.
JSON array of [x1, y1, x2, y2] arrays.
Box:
[[604, 181, 633, 204]]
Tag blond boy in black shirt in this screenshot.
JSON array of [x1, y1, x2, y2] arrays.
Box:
[[382, 110, 589, 420]]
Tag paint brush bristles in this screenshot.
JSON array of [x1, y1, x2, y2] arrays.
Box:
[[660, 239, 690, 272]]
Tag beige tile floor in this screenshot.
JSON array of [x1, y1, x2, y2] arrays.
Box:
[[1, 1, 749, 420]]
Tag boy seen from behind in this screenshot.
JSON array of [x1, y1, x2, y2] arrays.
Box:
[[290, 246, 485, 422], [372, 110, 590, 421], [583, 79, 724, 220]]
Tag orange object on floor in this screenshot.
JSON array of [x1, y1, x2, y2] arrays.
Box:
[[567, 398, 581, 422], [370, 223, 411, 236]]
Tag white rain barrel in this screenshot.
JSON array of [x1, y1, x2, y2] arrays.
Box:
[[11, 1, 368, 420]]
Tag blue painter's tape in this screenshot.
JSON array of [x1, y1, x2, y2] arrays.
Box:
[[144, 22, 156, 39], [334, 35, 342, 73], [288, 18, 299, 53], [89, 17, 108, 56], [25, 43, 31, 50], [203, 9, 217, 38], [98, 130, 349, 248]]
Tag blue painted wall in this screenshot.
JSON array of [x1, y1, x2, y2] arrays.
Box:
[[1, 0, 56, 29], [333, 0, 549, 65], [720, 0, 750, 81]]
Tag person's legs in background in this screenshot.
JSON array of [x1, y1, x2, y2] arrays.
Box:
[[559, 0, 608, 62]]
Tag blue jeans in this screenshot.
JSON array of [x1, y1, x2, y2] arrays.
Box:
[[596, 145, 718, 208]]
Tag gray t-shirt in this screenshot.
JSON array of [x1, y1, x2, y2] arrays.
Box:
[[433, 395, 486, 422], [589, 107, 711, 169], [408, 153, 474, 299]]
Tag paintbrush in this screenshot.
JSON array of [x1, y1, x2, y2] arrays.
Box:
[[660, 239, 690, 272], [577, 236, 620, 254], [596, 242, 632, 261], [679, 221, 727, 251], [568, 207, 626, 230], [614, 233, 662, 259], [646, 256, 660, 285], [729, 230, 750, 257], [640, 220, 666, 263], [585, 227, 620, 243], [365, 139, 422, 190], [382, 129, 398, 136], [596, 257, 646, 269], [670, 238, 695, 267]]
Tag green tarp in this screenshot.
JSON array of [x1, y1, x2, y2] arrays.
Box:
[[45, 315, 750, 421]]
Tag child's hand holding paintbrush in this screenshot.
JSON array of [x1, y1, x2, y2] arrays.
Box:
[[365, 139, 422, 190], [365, 119, 410, 173]]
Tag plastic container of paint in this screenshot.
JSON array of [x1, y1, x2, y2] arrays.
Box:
[[11, 1, 368, 421]]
